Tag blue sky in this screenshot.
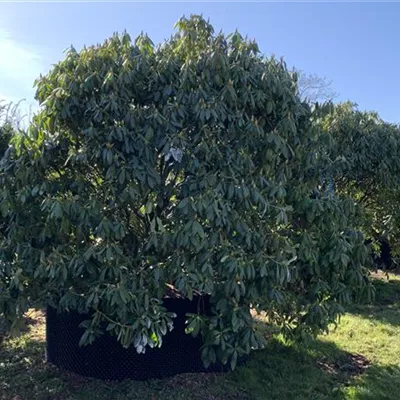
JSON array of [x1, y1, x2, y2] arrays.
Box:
[[0, 1, 399, 123]]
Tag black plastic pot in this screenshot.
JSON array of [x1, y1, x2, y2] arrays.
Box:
[[46, 296, 230, 380]]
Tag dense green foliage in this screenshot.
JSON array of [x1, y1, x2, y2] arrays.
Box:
[[0, 103, 14, 156], [322, 102, 400, 264], [0, 103, 16, 277], [0, 16, 372, 368]]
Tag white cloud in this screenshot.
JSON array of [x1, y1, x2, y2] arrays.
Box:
[[0, 28, 44, 106], [0, 29, 45, 126]]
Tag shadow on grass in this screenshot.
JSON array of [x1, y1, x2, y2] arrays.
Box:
[[0, 337, 60, 400], [231, 337, 400, 400], [347, 277, 400, 327], [0, 334, 244, 400], [371, 277, 400, 306]]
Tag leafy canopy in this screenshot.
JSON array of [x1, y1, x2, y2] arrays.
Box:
[[0, 16, 371, 369]]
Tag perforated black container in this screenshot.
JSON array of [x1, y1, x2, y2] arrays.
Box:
[[46, 296, 231, 380]]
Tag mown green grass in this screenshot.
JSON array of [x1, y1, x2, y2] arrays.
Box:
[[1, 272, 399, 400]]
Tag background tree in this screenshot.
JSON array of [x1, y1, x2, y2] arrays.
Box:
[[0, 102, 16, 156], [296, 69, 338, 103], [321, 102, 400, 268], [0, 16, 371, 369]]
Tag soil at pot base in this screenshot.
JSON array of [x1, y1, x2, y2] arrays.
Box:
[[46, 296, 234, 380]]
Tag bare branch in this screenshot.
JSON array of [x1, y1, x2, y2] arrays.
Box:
[[295, 69, 338, 103]]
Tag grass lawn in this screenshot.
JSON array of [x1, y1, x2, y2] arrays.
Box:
[[1, 272, 399, 400]]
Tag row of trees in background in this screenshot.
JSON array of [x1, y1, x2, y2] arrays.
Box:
[[297, 68, 400, 269], [322, 103, 400, 269], [0, 16, 398, 369]]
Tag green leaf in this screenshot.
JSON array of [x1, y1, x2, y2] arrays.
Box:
[[178, 198, 189, 209], [145, 126, 154, 141], [230, 351, 238, 370]]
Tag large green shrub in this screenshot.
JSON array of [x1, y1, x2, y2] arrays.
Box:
[[0, 16, 371, 368]]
